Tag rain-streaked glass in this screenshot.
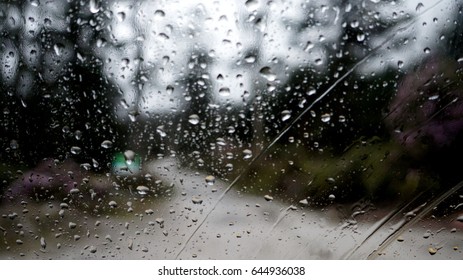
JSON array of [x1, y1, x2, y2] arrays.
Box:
[[1, 0, 462, 259]]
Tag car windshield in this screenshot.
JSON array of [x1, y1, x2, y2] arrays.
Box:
[[1, 0, 463, 259]]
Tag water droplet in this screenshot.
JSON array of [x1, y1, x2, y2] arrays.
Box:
[[96, 38, 105, 48], [188, 114, 200, 125], [30, 0, 40, 7], [219, 87, 230, 97], [356, 33, 365, 42], [136, 186, 149, 195], [416, 2, 424, 12], [321, 113, 331, 122], [128, 110, 139, 122], [428, 247, 437, 255], [281, 110, 291, 122], [423, 47, 431, 54], [157, 125, 166, 137], [10, 139, 18, 150], [227, 126, 236, 134], [216, 138, 226, 146], [40, 237, 46, 249], [244, 55, 256, 63], [166, 85, 174, 94], [299, 199, 309, 206], [350, 20, 359, 28], [89, 0, 100, 13], [245, 0, 259, 11], [344, 2, 352, 11], [16, 239, 23, 245], [314, 58, 323, 65], [154, 10, 165, 18], [307, 89, 316, 96], [53, 43, 64, 56], [89, 246, 97, 253], [75, 130, 82, 140], [397, 60, 404, 69], [304, 41, 314, 52], [69, 222, 77, 229], [108, 201, 118, 208], [259, 67, 276, 82], [123, 150, 135, 164], [264, 195, 273, 201], [101, 140, 113, 149], [121, 58, 130, 67], [338, 115, 346, 122], [205, 175, 216, 185], [70, 146, 82, 155], [242, 149, 252, 159], [396, 236, 404, 242], [116, 12, 126, 22], [328, 194, 336, 200], [162, 56, 170, 65], [192, 196, 203, 204], [153, 217, 164, 226]]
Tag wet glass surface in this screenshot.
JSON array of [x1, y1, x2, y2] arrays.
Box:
[[1, 0, 463, 259]]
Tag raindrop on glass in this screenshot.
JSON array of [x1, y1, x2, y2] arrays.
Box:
[[89, 246, 97, 253], [259, 67, 276, 82], [350, 20, 359, 28], [192, 196, 203, 204], [136, 186, 149, 195], [188, 114, 200, 125], [304, 41, 314, 52], [116, 12, 126, 22], [70, 146, 82, 155], [245, 0, 259, 11], [219, 87, 231, 97], [356, 33, 365, 42], [398, 60, 404, 69], [40, 237, 46, 249], [242, 149, 253, 159], [166, 85, 174, 94], [154, 10, 165, 18], [205, 175, 216, 185], [53, 43, 64, 56], [75, 130, 82, 140], [124, 150, 135, 164], [244, 55, 256, 63], [321, 113, 331, 122], [89, 0, 100, 13], [281, 110, 291, 122], [101, 140, 113, 149], [416, 2, 424, 12], [10, 140, 18, 150], [264, 195, 273, 201]]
